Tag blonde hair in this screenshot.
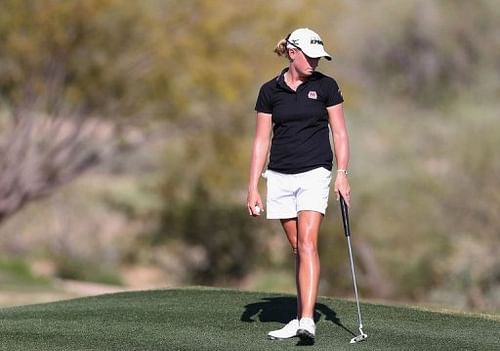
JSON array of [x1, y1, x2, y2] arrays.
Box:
[[274, 38, 289, 58]]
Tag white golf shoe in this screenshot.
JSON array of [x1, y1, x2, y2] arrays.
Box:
[[297, 317, 315, 342], [267, 318, 299, 340]]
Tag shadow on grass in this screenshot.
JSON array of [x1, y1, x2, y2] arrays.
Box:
[[241, 296, 356, 346]]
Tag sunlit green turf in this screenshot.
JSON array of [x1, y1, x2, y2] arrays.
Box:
[[0, 287, 498, 350]]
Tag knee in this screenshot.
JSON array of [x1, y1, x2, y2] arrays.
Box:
[[297, 239, 317, 255]]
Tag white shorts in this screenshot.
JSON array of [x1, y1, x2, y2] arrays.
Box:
[[265, 167, 332, 219]]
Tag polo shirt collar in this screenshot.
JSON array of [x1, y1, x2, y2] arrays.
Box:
[[276, 67, 321, 91]]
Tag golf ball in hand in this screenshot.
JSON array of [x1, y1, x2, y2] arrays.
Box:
[[255, 206, 261, 215]]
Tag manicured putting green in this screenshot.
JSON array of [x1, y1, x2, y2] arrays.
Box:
[[0, 287, 498, 350]]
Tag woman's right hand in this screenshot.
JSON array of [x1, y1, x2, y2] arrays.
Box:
[[247, 190, 264, 217], [247, 112, 271, 217]]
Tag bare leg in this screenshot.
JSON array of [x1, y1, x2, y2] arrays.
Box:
[[296, 211, 323, 319], [280, 218, 301, 318]]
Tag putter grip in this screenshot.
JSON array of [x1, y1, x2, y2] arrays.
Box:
[[339, 195, 351, 237]]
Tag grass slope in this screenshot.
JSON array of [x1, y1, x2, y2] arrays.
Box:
[[0, 287, 499, 351]]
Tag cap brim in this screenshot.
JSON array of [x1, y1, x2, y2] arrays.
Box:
[[302, 47, 332, 61]]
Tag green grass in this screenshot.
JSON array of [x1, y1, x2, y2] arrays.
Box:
[[0, 258, 52, 290], [0, 287, 499, 350]]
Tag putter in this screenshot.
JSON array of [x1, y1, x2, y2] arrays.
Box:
[[339, 195, 368, 343]]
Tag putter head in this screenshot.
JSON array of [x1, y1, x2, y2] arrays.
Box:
[[350, 333, 368, 344]]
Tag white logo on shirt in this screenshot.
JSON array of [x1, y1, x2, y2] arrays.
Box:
[[308, 91, 317, 99]]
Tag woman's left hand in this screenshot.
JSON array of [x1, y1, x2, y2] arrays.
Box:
[[334, 173, 351, 207]]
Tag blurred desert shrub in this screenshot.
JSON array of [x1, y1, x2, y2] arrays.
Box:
[[0, 0, 269, 118], [155, 184, 263, 285], [428, 101, 500, 311], [323, 0, 500, 104], [0, 257, 51, 289], [0, 0, 156, 225], [1, 0, 145, 115], [0, 175, 139, 285]]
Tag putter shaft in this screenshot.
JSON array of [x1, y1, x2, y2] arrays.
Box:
[[346, 235, 364, 330], [339, 195, 368, 343]]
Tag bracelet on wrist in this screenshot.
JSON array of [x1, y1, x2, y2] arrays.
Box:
[[336, 169, 348, 175]]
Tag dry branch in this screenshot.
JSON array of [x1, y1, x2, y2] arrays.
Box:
[[0, 109, 115, 223]]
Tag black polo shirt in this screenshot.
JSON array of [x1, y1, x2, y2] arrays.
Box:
[[255, 68, 344, 174]]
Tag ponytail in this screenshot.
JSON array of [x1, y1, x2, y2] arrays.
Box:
[[274, 38, 289, 58]]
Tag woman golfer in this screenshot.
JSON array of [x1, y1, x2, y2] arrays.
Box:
[[247, 28, 350, 342]]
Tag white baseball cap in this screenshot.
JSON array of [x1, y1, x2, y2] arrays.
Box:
[[286, 28, 332, 61]]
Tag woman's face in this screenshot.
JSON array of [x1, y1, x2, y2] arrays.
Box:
[[289, 49, 320, 76]]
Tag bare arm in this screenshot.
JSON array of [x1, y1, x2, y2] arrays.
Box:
[[327, 103, 351, 206], [247, 112, 272, 216]]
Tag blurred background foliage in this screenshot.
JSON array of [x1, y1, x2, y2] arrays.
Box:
[[0, 0, 499, 313]]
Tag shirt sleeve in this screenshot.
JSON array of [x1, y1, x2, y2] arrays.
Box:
[[325, 78, 344, 107], [254, 84, 273, 114]]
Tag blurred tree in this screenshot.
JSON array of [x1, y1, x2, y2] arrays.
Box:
[[157, 183, 265, 285], [0, 108, 115, 223], [336, 0, 500, 104], [0, 0, 152, 223], [0, 0, 143, 115]]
